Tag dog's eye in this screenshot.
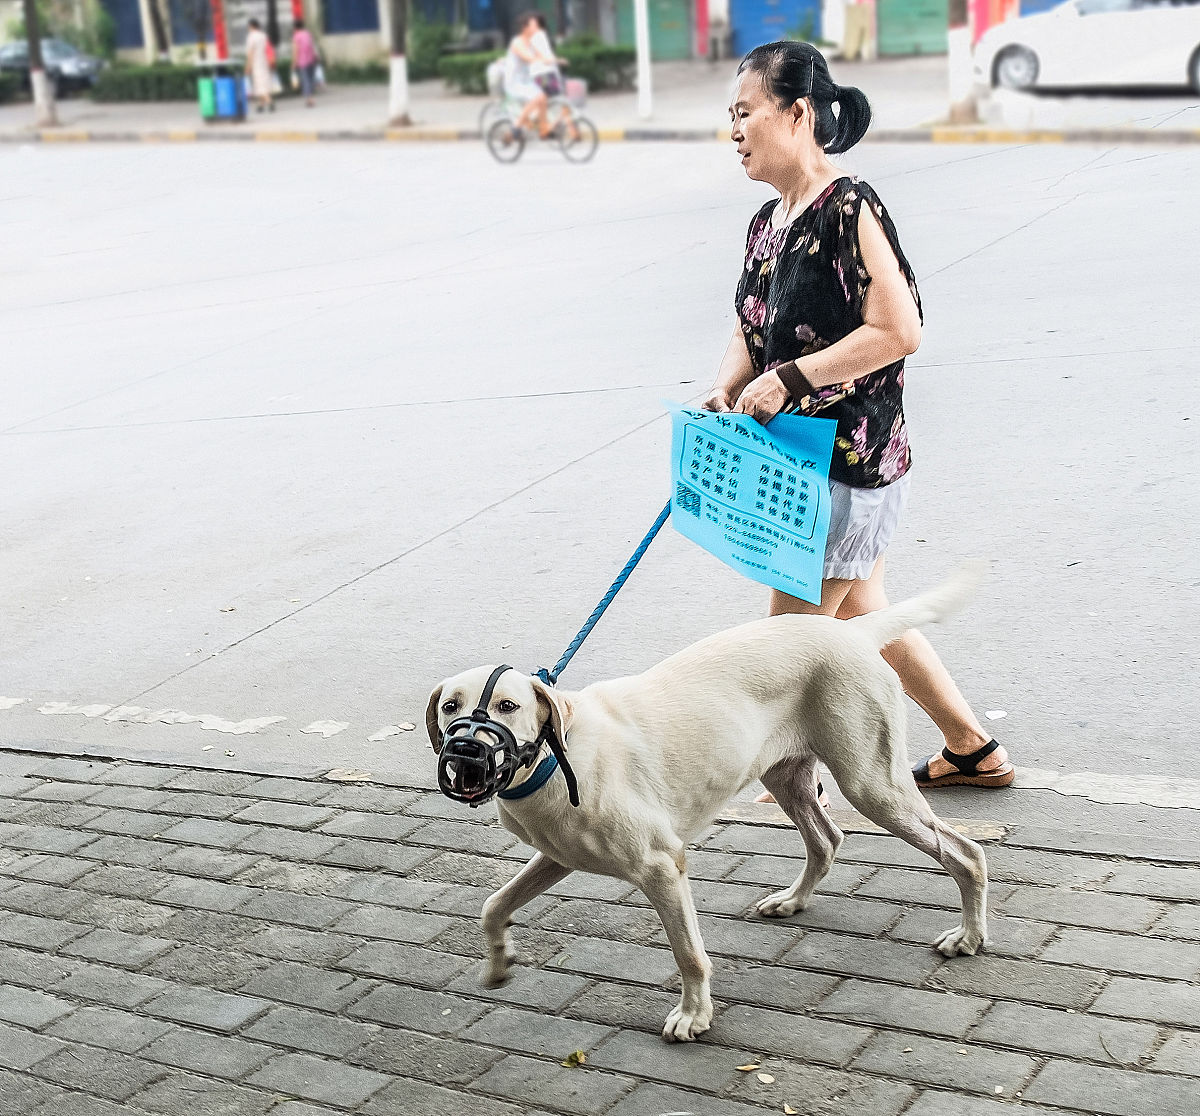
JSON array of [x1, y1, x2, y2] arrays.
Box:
[[496, 700, 519, 715], [440, 700, 459, 715]]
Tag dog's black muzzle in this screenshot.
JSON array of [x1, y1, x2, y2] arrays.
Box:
[[436, 664, 579, 809]]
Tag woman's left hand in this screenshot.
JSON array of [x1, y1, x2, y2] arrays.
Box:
[[732, 371, 789, 425]]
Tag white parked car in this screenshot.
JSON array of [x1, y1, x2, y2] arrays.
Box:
[[974, 0, 1200, 92]]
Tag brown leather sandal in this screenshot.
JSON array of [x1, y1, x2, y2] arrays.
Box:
[[913, 739, 1015, 789]]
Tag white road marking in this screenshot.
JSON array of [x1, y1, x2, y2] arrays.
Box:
[[0, 697, 26, 710], [39, 702, 113, 717], [301, 720, 350, 738]]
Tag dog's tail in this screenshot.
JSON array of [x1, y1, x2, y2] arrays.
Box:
[[847, 561, 986, 650]]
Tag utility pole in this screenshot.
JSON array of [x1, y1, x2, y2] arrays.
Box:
[[22, 0, 58, 127], [387, 0, 411, 125], [633, 0, 651, 119], [947, 0, 978, 124]]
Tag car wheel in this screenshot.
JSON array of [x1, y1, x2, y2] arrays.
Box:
[[1189, 47, 1200, 95], [994, 46, 1039, 91]]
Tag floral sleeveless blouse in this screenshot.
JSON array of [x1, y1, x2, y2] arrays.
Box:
[[735, 177, 922, 489]]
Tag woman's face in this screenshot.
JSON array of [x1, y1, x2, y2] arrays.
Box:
[[729, 69, 805, 185]]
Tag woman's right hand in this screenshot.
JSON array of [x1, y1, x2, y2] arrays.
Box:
[[700, 385, 732, 412]]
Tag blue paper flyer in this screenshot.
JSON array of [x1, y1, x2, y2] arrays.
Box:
[[670, 406, 837, 605]]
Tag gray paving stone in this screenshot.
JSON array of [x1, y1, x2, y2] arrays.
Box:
[[851, 1032, 1038, 1096], [240, 960, 374, 1012], [155, 909, 267, 948], [0, 881, 87, 919], [60, 928, 174, 968], [402, 882, 503, 919], [348, 985, 491, 1035], [314, 784, 421, 812], [0, 852, 46, 879], [338, 941, 474, 989], [91, 765, 180, 788], [155, 818, 262, 848], [155, 846, 263, 881], [590, 1027, 744, 1091], [437, 920, 590, 971], [229, 801, 337, 830], [9, 804, 105, 831], [1090, 975, 1200, 1026], [230, 858, 360, 898], [361, 1077, 524, 1116], [81, 812, 173, 839], [548, 937, 680, 986], [0, 1068, 67, 1115], [605, 1083, 777, 1116], [681, 878, 777, 916], [1041, 927, 1200, 980], [403, 819, 519, 857], [563, 981, 690, 1036], [248, 1051, 391, 1106], [52, 962, 173, 1009], [5, 826, 96, 855], [930, 954, 1107, 1009], [715, 1002, 874, 1067], [705, 824, 812, 859], [401, 794, 497, 823], [0, 776, 41, 797], [1103, 862, 1200, 902], [462, 1006, 614, 1058], [269, 1105, 345, 1116], [75, 864, 170, 900], [161, 769, 263, 796], [709, 959, 841, 1013], [1025, 1058, 1198, 1116], [144, 986, 271, 1033], [0, 913, 89, 951], [141, 1027, 276, 1079], [318, 840, 433, 874], [1006, 826, 1200, 865], [15, 856, 92, 886], [545, 872, 637, 902], [25, 759, 112, 783], [62, 895, 176, 935], [85, 786, 171, 812], [985, 846, 1118, 889], [839, 832, 943, 870], [150, 791, 257, 821], [239, 777, 336, 804], [243, 1005, 380, 1058], [234, 890, 352, 929], [30, 1045, 167, 1100], [676, 912, 802, 962], [682, 849, 747, 881], [782, 930, 944, 985], [28, 1092, 140, 1116], [45, 1006, 172, 1054], [243, 926, 364, 967], [408, 851, 522, 891], [350, 1028, 504, 1084], [328, 904, 453, 945], [234, 829, 342, 862], [18, 782, 98, 803], [782, 894, 903, 937], [1153, 905, 1200, 941], [855, 866, 1016, 910], [449, 962, 592, 1014], [0, 1023, 65, 1072], [0, 946, 79, 991], [142, 943, 273, 992], [818, 980, 990, 1039], [0, 985, 76, 1028], [726, 1058, 916, 1116], [969, 1000, 1158, 1067], [998, 885, 1162, 933], [318, 812, 426, 843], [130, 1071, 277, 1116], [902, 1091, 1066, 1116], [1150, 1030, 1200, 1077], [533, 898, 668, 945], [889, 908, 1056, 959], [470, 1053, 634, 1116]]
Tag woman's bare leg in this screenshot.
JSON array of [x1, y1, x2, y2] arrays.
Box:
[[838, 559, 1011, 779]]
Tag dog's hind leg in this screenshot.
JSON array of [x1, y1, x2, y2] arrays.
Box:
[[635, 851, 713, 1043], [755, 757, 844, 919], [480, 852, 572, 986], [828, 746, 989, 957]]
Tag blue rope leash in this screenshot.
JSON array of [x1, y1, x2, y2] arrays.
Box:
[[535, 499, 672, 686]]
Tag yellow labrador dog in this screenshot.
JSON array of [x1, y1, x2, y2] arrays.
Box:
[[426, 566, 989, 1042]]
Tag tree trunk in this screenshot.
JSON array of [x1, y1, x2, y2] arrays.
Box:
[[266, 0, 281, 46], [23, 0, 58, 127], [147, 0, 171, 59], [387, 0, 411, 126]]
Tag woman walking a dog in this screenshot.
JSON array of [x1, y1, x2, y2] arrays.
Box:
[[704, 41, 1013, 792]]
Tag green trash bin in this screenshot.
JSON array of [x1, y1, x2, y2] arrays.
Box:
[[198, 75, 216, 119]]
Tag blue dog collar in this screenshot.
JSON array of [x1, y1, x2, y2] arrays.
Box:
[[497, 753, 560, 801]]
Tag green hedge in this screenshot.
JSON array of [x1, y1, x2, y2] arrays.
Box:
[[0, 71, 20, 104], [438, 38, 636, 95], [91, 61, 297, 103]]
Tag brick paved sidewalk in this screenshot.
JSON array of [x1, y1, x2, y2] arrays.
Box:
[[0, 747, 1196, 1116]]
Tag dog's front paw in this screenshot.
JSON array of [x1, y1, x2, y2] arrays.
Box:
[[662, 1002, 713, 1043], [755, 888, 807, 919], [933, 924, 985, 957], [482, 941, 517, 987]]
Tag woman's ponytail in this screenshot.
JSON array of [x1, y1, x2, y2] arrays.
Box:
[[825, 84, 871, 154]]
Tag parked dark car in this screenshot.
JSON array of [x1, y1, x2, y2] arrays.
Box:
[[0, 38, 105, 94]]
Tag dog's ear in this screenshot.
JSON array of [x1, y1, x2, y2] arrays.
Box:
[[425, 684, 444, 752], [531, 677, 574, 747]]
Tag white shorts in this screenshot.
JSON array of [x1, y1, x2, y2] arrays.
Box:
[[823, 472, 911, 581]]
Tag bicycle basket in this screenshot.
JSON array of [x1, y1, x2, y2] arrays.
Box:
[[565, 77, 587, 108], [486, 58, 505, 97]]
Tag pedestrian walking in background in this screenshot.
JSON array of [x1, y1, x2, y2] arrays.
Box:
[[245, 18, 274, 113], [706, 41, 1014, 795], [292, 18, 320, 107]]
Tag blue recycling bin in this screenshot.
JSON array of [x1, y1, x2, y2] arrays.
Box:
[[213, 73, 244, 120]]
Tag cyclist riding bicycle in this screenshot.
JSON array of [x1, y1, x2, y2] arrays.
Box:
[[503, 13, 552, 138]]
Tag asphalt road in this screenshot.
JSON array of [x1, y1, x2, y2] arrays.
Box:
[[3, 139, 1197, 838]]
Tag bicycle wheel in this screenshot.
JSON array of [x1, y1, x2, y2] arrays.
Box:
[[559, 114, 598, 163], [478, 99, 503, 134], [486, 118, 525, 164]]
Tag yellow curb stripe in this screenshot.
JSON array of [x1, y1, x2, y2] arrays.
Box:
[[255, 130, 320, 142], [597, 128, 624, 142], [385, 127, 463, 141], [38, 129, 90, 142]]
